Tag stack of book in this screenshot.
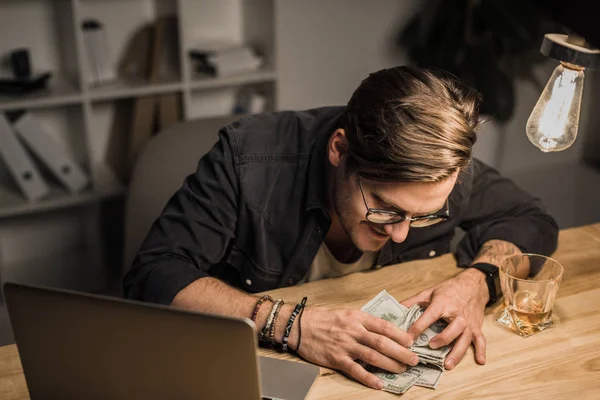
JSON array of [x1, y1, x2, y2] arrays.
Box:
[[190, 42, 264, 78]]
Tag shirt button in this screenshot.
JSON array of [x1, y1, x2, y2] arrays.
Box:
[[429, 250, 436, 257], [288, 278, 295, 285], [245, 278, 252, 286], [316, 227, 322, 235]]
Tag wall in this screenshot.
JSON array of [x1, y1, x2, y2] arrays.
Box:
[[276, 0, 600, 229], [276, 0, 420, 110]]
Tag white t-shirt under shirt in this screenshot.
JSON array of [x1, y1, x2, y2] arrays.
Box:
[[300, 243, 379, 283]]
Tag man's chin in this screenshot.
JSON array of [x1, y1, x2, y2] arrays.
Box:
[[355, 237, 389, 253]]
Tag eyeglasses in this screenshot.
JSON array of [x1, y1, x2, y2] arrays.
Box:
[[357, 175, 450, 227]]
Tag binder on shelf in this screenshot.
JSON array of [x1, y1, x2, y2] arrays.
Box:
[[13, 112, 90, 194], [0, 113, 49, 202]]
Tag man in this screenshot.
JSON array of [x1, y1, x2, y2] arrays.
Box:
[[124, 66, 558, 390]]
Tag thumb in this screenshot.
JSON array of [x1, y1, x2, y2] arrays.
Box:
[[400, 289, 432, 308]]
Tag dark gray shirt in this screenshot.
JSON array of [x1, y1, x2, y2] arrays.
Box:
[[124, 106, 559, 305]]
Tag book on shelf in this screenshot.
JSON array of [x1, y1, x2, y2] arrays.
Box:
[[0, 113, 50, 203], [82, 19, 117, 86], [189, 41, 264, 78]]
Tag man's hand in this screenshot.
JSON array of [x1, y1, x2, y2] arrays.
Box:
[[293, 306, 419, 390], [400, 268, 489, 370]]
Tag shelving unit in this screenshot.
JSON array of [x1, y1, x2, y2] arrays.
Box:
[[0, 0, 278, 294]]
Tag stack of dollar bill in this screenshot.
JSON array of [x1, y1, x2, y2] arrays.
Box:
[[360, 290, 453, 394]]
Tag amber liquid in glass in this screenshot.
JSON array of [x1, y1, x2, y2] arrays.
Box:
[[506, 290, 553, 336], [510, 308, 552, 332]]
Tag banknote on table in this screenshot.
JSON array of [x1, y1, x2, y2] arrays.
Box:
[[360, 290, 453, 393], [362, 364, 424, 394], [414, 364, 444, 389], [361, 289, 409, 328]]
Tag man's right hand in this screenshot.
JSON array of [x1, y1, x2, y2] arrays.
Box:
[[292, 306, 419, 390]]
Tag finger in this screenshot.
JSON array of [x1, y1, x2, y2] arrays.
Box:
[[399, 290, 432, 308], [338, 357, 384, 390], [361, 314, 414, 348], [473, 331, 487, 364], [429, 317, 467, 349], [350, 343, 409, 375], [406, 306, 443, 340], [358, 331, 419, 367], [445, 330, 472, 370]]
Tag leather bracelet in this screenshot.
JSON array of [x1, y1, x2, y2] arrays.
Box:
[[268, 300, 285, 346], [260, 298, 283, 340], [251, 295, 273, 322], [295, 303, 307, 353], [281, 297, 307, 352]]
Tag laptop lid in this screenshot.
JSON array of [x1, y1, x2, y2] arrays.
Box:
[[4, 282, 265, 399]]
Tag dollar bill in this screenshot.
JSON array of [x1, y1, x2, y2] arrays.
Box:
[[364, 364, 424, 394], [360, 289, 409, 328], [414, 364, 444, 389], [361, 290, 453, 393], [403, 304, 449, 348]]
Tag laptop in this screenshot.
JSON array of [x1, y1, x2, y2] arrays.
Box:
[[3, 282, 319, 400]]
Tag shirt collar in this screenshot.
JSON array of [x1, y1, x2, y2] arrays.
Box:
[[305, 108, 346, 212]]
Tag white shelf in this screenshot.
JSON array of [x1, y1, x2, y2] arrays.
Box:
[[0, 184, 96, 219], [0, 0, 277, 290], [88, 76, 183, 102], [0, 164, 125, 218], [0, 76, 82, 112], [189, 68, 277, 91]]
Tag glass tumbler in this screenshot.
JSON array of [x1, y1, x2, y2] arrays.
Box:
[[496, 254, 563, 337]]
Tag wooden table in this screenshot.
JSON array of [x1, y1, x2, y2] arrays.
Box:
[[1, 224, 600, 399]]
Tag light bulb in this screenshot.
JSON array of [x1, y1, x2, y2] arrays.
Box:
[[526, 63, 584, 152]]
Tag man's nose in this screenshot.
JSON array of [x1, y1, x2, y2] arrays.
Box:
[[384, 220, 410, 243]]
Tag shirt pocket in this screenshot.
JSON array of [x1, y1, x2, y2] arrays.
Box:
[[226, 247, 282, 293]]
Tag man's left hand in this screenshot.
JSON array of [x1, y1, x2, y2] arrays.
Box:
[[399, 268, 489, 370]]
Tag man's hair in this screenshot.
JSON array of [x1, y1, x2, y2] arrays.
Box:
[[343, 65, 482, 182]]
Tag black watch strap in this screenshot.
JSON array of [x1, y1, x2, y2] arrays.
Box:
[[469, 262, 501, 306]]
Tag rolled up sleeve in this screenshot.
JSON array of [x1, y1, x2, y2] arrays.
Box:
[[455, 159, 559, 268], [123, 129, 239, 305]]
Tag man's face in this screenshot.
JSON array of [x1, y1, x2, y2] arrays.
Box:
[[333, 171, 456, 252]]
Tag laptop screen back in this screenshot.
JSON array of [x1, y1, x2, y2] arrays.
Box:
[[4, 282, 263, 400]]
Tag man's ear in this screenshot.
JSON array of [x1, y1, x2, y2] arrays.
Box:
[[327, 129, 348, 168]]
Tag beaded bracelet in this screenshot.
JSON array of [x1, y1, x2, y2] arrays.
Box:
[[260, 298, 283, 340], [251, 295, 273, 323], [268, 299, 285, 346], [281, 296, 307, 352]]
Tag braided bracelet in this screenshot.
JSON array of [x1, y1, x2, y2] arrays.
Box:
[[251, 295, 273, 322], [268, 299, 285, 346], [281, 296, 307, 352], [260, 298, 283, 340]]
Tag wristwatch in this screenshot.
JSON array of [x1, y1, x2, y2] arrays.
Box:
[[469, 262, 501, 306]]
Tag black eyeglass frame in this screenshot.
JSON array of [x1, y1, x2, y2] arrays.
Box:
[[357, 175, 450, 227]]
